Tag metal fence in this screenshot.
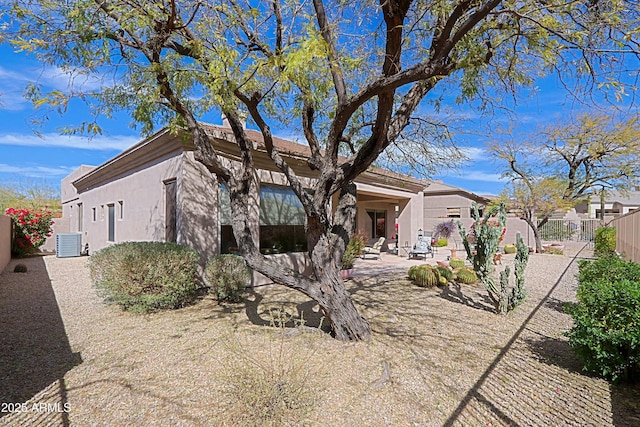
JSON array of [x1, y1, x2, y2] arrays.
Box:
[[538, 219, 601, 242], [611, 209, 640, 264]]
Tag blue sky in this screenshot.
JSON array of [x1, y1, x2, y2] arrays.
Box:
[[0, 43, 620, 197]]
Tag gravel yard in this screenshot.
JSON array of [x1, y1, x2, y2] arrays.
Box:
[[1, 246, 639, 426]]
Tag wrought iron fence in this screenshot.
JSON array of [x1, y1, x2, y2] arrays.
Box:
[[539, 219, 601, 242]]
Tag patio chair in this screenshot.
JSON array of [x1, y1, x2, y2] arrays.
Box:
[[362, 237, 385, 260], [409, 236, 434, 259]]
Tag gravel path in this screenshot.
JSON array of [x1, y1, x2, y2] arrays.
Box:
[[1, 247, 639, 426]]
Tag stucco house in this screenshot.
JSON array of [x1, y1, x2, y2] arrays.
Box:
[[575, 190, 640, 219], [59, 123, 427, 267]]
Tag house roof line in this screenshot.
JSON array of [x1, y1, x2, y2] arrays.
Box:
[[71, 123, 427, 194]]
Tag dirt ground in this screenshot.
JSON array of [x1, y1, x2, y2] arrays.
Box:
[[1, 247, 639, 426]]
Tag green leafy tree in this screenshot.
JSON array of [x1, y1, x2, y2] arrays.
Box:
[[3, 1, 638, 340], [491, 114, 640, 253]]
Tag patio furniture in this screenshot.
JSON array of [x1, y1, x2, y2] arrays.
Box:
[[409, 236, 434, 259], [362, 237, 385, 260]]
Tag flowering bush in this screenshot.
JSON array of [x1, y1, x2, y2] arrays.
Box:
[[5, 208, 54, 256]]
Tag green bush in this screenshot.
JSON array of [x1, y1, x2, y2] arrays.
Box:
[[594, 226, 616, 258], [205, 254, 252, 302], [89, 242, 200, 313], [435, 238, 448, 247], [566, 257, 640, 383], [577, 257, 640, 285]]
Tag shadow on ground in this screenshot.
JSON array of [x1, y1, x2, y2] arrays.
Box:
[[0, 256, 82, 420]]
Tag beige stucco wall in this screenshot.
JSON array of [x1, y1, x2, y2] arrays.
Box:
[[0, 214, 11, 273], [62, 152, 182, 255], [424, 193, 478, 219]]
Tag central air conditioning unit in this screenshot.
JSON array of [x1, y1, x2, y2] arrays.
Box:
[[56, 233, 83, 258]]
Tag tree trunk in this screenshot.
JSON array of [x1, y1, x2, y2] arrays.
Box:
[[314, 274, 371, 341], [523, 216, 544, 253]]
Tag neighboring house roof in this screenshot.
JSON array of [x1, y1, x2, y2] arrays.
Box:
[[71, 124, 427, 194], [422, 180, 491, 204], [588, 191, 640, 206]]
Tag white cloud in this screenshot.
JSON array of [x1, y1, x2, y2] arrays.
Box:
[[0, 163, 76, 178], [0, 132, 138, 151], [459, 146, 486, 161], [455, 170, 507, 183], [0, 63, 110, 112]]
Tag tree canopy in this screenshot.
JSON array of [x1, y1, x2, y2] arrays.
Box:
[[491, 113, 640, 252], [2, 0, 639, 340]]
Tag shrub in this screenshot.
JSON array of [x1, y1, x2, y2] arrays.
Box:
[[455, 267, 478, 284], [435, 238, 448, 247], [577, 257, 640, 290], [566, 258, 640, 383], [89, 241, 200, 313], [594, 226, 616, 258], [503, 244, 516, 254], [205, 254, 252, 303], [13, 263, 27, 273], [5, 208, 54, 257], [342, 232, 367, 270], [449, 259, 465, 269]]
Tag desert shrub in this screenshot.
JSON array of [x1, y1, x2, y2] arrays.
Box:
[[221, 331, 324, 425], [449, 259, 465, 269], [436, 265, 453, 282], [455, 267, 478, 284], [503, 244, 516, 254], [577, 257, 640, 285], [342, 232, 367, 270], [205, 254, 252, 303], [566, 259, 640, 383], [89, 241, 200, 313], [435, 238, 448, 247], [13, 263, 27, 273], [594, 226, 616, 258]]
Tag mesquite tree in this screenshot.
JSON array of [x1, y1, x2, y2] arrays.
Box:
[[491, 114, 640, 253], [3, 1, 639, 340]]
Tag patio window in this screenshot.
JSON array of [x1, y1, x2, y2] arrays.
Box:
[[367, 210, 387, 238], [219, 185, 236, 254], [259, 185, 306, 253]]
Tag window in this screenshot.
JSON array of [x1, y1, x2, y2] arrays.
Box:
[[107, 204, 115, 242], [219, 184, 236, 253], [367, 210, 387, 238], [118, 201, 124, 219], [77, 203, 83, 232], [164, 179, 177, 243], [447, 208, 461, 218], [259, 185, 306, 254], [92, 207, 97, 222]]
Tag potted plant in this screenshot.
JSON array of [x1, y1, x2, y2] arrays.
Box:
[[341, 233, 366, 279], [434, 219, 459, 258]]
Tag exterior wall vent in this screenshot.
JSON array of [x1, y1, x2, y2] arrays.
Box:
[[56, 233, 82, 258]]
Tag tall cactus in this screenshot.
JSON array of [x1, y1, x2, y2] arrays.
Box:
[[458, 202, 529, 314]]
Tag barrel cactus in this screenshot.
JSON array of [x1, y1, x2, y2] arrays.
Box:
[[449, 259, 465, 269], [436, 265, 453, 282], [455, 267, 478, 284], [504, 244, 516, 254], [409, 264, 441, 288]]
